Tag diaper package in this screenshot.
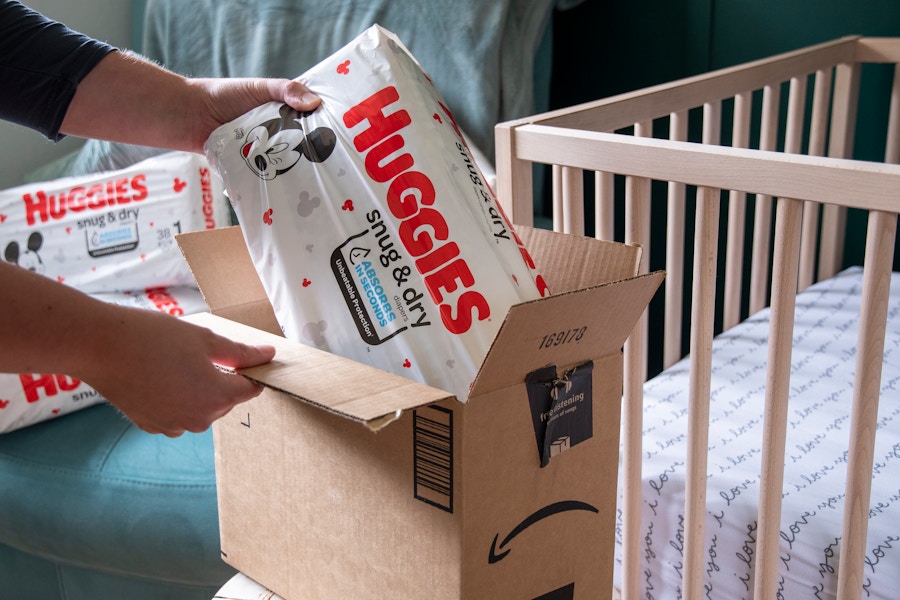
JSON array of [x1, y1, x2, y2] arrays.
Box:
[[0, 151, 229, 293], [0, 285, 208, 433], [205, 25, 549, 400]]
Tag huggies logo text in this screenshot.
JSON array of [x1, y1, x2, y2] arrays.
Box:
[[199, 168, 217, 229], [343, 86, 490, 335], [19, 374, 81, 403], [22, 175, 148, 226]]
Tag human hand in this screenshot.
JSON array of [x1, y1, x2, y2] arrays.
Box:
[[187, 76, 323, 152], [75, 305, 275, 437], [62, 50, 323, 154], [194, 76, 321, 126]]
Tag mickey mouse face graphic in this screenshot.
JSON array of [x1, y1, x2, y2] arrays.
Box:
[[4, 231, 44, 274], [241, 104, 337, 180]]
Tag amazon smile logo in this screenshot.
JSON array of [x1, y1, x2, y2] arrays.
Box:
[[488, 500, 600, 564]]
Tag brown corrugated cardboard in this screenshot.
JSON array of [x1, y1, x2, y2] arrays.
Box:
[[178, 225, 663, 599]]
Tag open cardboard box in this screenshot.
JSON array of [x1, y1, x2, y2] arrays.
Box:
[[178, 225, 663, 600]]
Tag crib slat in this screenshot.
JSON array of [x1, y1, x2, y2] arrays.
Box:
[[629, 120, 654, 257], [750, 84, 781, 315], [836, 210, 897, 600], [783, 77, 806, 163], [552, 164, 564, 232], [819, 61, 861, 280], [664, 111, 688, 366], [621, 307, 646, 600], [625, 169, 650, 381], [621, 130, 652, 600], [683, 102, 721, 599], [683, 186, 720, 599], [626, 120, 653, 376], [754, 74, 810, 599], [885, 63, 900, 165], [753, 197, 804, 600], [595, 170, 615, 241], [560, 166, 585, 235], [799, 69, 832, 290], [723, 92, 752, 330], [837, 64, 900, 599]]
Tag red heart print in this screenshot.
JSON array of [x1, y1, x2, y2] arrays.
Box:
[[341, 199, 354, 212], [263, 208, 274, 225], [140, 254, 147, 261], [173, 178, 187, 193], [337, 60, 351, 75], [65, 227, 72, 234], [433, 113, 442, 124], [302, 278, 311, 287], [0, 399, 9, 409], [403, 359, 412, 368], [0, 214, 6, 223], [52, 408, 60, 414], [57, 276, 65, 283]]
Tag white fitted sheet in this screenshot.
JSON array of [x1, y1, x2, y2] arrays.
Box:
[[614, 267, 900, 599]]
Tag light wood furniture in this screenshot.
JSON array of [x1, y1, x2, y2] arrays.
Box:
[[496, 36, 900, 600]]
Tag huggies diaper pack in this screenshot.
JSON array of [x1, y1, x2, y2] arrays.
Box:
[[0, 150, 227, 431], [205, 25, 549, 400], [0, 151, 229, 294], [0, 285, 208, 433]]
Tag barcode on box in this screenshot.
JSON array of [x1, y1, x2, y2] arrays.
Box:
[[413, 405, 453, 513]]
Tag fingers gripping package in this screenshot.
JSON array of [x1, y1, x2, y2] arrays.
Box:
[[0, 286, 208, 433], [205, 25, 549, 400], [0, 151, 229, 294]]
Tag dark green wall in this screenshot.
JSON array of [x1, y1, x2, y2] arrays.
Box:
[[552, 0, 900, 100], [549, 0, 900, 269], [705, 0, 900, 71]]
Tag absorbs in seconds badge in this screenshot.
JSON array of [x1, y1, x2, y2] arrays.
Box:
[[526, 361, 594, 467]]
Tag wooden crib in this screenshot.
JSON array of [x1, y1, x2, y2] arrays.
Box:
[[495, 36, 900, 600]]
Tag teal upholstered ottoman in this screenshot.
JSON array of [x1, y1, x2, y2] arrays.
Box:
[[0, 403, 234, 599]]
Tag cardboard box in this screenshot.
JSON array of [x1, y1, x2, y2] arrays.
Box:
[[178, 225, 663, 600]]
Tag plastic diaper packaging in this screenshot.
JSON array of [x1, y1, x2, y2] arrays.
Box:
[[205, 25, 550, 400], [0, 285, 208, 433], [0, 151, 229, 294]]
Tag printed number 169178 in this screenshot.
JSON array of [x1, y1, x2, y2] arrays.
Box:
[[539, 326, 587, 349]]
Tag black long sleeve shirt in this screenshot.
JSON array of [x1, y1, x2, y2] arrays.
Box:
[[0, 0, 115, 140]]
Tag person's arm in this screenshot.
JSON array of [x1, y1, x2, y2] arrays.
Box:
[[0, 2, 324, 436], [0, 1, 320, 148], [60, 50, 321, 153], [0, 261, 275, 436]]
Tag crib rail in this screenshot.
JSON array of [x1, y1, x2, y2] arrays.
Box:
[[495, 36, 900, 600]]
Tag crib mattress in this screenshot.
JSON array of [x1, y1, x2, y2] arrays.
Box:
[[614, 267, 900, 599]]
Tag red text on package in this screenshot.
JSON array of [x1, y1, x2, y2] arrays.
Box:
[[199, 168, 217, 229], [19, 374, 81, 403], [23, 175, 148, 226], [343, 86, 490, 335]]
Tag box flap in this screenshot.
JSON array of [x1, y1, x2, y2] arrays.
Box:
[[469, 270, 665, 397], [179, 224, 661, 414], [518, 226, 643, 292], [177, 227, 282, 336], [183, 312, 455, 430]]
